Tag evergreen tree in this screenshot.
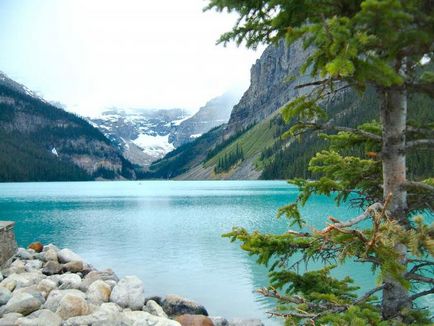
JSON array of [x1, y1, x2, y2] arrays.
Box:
[[207, 0, 434, 323]]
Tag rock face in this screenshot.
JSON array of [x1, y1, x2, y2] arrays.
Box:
[[225, 39, 312, 136], [170, 91, 242, 147], [0, 222, 17, 268], [0, 244, 263, 325]]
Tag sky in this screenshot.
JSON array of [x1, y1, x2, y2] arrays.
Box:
[[0, 0, 263, 116]]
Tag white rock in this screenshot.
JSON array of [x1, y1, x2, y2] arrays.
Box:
[[0, 272, 3, 282], [0, 278, 16, 292], [0, 272, 45, 290], [56, 293, 89, 320], [16, 249, 33, 260], [36, 279, 57, 298], [0, 312, 23, 326], [211, 316, 229, 326], [144, 299, 168, 318], [122, 311, 181, 326], [13, 287, 45, 305], [42, 244, 59, 253], [110, 276, 145, 310], [58, 274, 81, 290], [228, 319, 264, 326], [8, 259, 26, 274], [57, 249, 83, 264], [44, 289, 86, 312], [0, 287, 12, 306], [87, 280, 111, 304], [24, 260, 43, 272], [3, 292, 41, 316], [44, 249, 58, 262], [15, 309, 61, 326], [63, 302, 122, 326]]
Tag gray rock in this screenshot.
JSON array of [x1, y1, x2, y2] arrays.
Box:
[[144, 299, 168, 318], [0, 272, 3, 282], [122, 310, 181, 326], [0, 278, 16, 292], [44, 289, 86, 312], [15, 309, 61, 326], [13, 287, 45, 305], [16, 249, 33, 261], [63, 302, 122, 326], [3, 292, 41, 316], [42, 261, 62, 276], [42, 244, 59, 253], [57, 249, 83, 264], [162, 294, 208, 317], [63, 261, 83, 273], [0, 287, 12, 306], [0, 272, 45, 290], [87, 280, 111, 304], [79, 269, 119, 292], [36, 279, 57, 298], [110, 276, 145, 310], [211, 316, 229, 326], [24, 260, 43, 272], [58, 274, 81, 290], [0, 312, 23, 326], [56, 293, 89, 320], [228, 318, 264, 326], [43, 249, 58, 262]]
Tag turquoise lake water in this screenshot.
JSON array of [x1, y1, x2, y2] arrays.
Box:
[[0, 181, 430, 324]]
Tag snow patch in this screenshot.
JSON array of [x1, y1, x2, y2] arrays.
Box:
[[132, 133, 174, 157]]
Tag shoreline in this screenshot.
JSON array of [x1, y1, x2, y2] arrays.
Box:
[[0, 241, 265, 326]]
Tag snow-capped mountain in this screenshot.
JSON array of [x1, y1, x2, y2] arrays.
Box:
[[88, 108, 190, 166], [0, 71, 44, 101]]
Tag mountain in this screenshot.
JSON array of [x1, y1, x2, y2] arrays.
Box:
[[146, 42, 433, 180], [169, 90, 242, 147], [88, 108, 188, 167], [0, 72, 135, 181]]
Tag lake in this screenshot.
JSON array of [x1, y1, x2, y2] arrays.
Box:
[[0, 180, 410, 324]]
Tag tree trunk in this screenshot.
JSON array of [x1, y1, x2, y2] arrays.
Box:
[[379, 87, 409, 319]]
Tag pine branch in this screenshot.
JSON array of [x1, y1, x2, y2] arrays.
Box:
[[408, 262, 434, 274], [354, 285, 385, 305], [408, 287, 434, 302], [299, 122, 382, 141], [405, 273, 434, 284], [406, 139, 434, 150], [294, 78, 332, 89], [403, 181, 434, 192], [406, 126, 434, 136]]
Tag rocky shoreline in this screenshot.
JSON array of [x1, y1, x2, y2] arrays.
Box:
[[0, 242, 264, 326]]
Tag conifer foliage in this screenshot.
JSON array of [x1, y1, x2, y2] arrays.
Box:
[[207, 0, 434, 324]]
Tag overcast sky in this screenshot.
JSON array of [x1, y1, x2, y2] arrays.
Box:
[[0, 0, 263, 116]]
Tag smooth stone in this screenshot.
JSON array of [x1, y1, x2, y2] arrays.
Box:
[[0, 273, 3, 282], [24, 260, 43, 272], [0, 288, 12, 306], [36, 279, 57, 298], [16, 249, 33, 261], [1, 272, 45, 290], [0, 312, 23, 326], [27, 243, 43, 253], [0, 278, 16, 292], [162, 295, 208, 317], [63, 261, 83, 273], [144, 299, 168, 318], [44, 249, 58, 262], [176, 314, 214, 326], [57, 249, 83, 264], [42, 244, 59, 253], [56, 293, 89, 320], [63, 302, 122, 326], [58, 274, 81, 290], [15, 309, 61, 326], [42, 261, 62, 276], [210, 317, 229, 326], [87, 280, 111, 304], [3, 292, 41, 316], [228, 319, 264, 326], [79, 269, 119, 292], [13, 287, 45, 305], [44, 289, 86, 312], [122, 310, 181, 326], [110, 276, 145, 310]]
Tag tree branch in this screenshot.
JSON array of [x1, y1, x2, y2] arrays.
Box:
[[300, 122, 382, 141], [354, 285, 385, 305], [294, 78, 331, 89], [406, 273, 434, 284], [408, 288, 434, 302], [406, 139, 434, 150], [403, 181, 434, 193]]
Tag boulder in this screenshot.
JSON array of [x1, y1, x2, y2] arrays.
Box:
[[110, 276, 145, 310], [36, 279, 57, 298], [16, 249, 33, 261], [63, 261, 83, 273], [0, 272, 3, 282], [0, 312, 23, 326], [8, 259, 26, 275], [122, 310, 181, 326], [44, 249, 58, 262], [42, 244, 59, 253], [56, 293, 89, 320], [57, 249, 83, 264], [63, 302, 122, 326], [27, 242, 43, 253], [79, 269, 119, 291], [1, 272, 44, 290], [13, 287, 45, 305], [15, 309, 61, 326], [210, 317, 229, 326], [176, 314, 214, 326], [87, 280, 111, 304], [3, 292, 41, 316], [42, 261, 62, 276], [58, 274, 81, 290], [228, 319, 264, 326], [44, 289, 86, 312], [24, 260, 43, 272], [0, 278, 16, 292], [144, 299, 168, 318], [0, 287, 11, 306], [162, 295, 208, 317]]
